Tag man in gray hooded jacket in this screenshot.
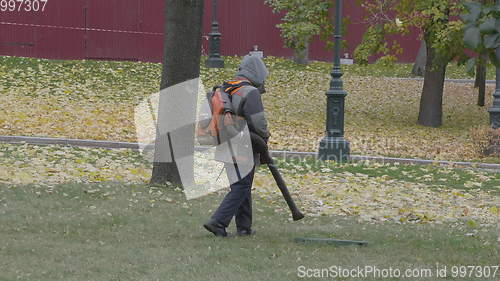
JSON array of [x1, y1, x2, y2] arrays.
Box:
[[203, 54, 270, 237]]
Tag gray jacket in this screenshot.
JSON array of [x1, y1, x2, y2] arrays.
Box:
[[228, 85, 270, 141], [215, 55, 270, 168]]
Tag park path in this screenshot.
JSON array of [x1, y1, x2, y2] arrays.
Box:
[[1, 135, 499, 171]]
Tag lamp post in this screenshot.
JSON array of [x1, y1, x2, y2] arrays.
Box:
[[205, 0, 224, 68], [488, 0, 500, 129], [318, 0, 350, 162], [490, 68, 500, 129]]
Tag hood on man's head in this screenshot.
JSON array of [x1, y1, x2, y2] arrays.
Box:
[[236, 55, 269, 87]]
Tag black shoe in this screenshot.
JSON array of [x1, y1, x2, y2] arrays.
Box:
[[236, 228, 256, 236], [203, 219, 228, 237]]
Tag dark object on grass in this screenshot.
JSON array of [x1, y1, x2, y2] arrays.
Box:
[[295, 237, 368, 246], [237, 228, 256, 236], [203, 218, 228, 237], [250, 133, 305, 221]]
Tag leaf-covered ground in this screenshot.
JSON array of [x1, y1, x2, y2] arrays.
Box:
[[0, 56, 497, 162], [256, 162, 499, 227], [1, 143, 498, 227]]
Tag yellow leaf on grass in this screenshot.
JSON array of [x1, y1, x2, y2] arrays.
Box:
[[16, 172, 33, 184]]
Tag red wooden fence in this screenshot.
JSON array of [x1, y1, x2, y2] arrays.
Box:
[[0, 0, 420, 63]]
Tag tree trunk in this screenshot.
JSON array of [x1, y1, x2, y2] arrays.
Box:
[[412, 41, 427, 76], [150, 0, 204, 186], [475, 54, 487, 107], [417, 37, 447, 127], [293, 42, 309, 65]]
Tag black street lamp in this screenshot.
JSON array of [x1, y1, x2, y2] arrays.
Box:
[[205, 0, 224, 68], [489, 0, 500, 129], [318, 0, 350, 162], [490, 68, 500, 129]]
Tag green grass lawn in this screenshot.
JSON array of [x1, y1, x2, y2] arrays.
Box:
[[0, 182, 498, 281]]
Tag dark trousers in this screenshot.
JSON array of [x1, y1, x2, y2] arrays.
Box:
[[211, 167, 255, 230]]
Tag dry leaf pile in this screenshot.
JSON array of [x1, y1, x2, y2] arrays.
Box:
[[254, 167, 499, 226], [1, 143, 497, 226], [0, 56, 496, 162]]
